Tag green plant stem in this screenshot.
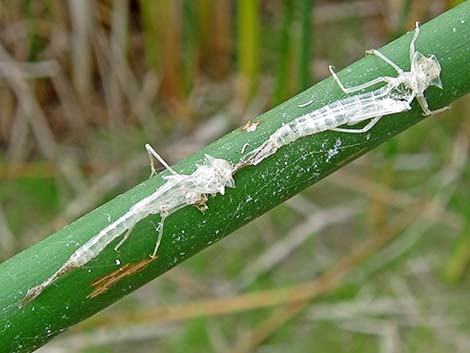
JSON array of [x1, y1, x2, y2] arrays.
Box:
[[445, 222, 470, 283], [299, 0, 313, 90], [139, 0, 159, 71], [237, 0, 260, 99], [274, 0, 295, 104], [1, 4, 469, 352]]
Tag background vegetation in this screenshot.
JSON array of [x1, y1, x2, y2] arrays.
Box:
[[0, 0, 468, 352]]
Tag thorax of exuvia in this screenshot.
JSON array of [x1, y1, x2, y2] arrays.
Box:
[[397, 71, 419, 92]]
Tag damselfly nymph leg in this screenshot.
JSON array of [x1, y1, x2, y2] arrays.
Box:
[[151, 213, 166, 259], [365, 49, 404, 74], [114, 227, 134, 252], [409, 21, 420, 64], [145, 143, 177, 177], [329, 65, 393, 94], [417, 96, 450, 116], [330, 116, 383, 133]]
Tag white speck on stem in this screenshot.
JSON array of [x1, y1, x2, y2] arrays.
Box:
[[326, 138, 342, 163], [298, 99, 314, 108]]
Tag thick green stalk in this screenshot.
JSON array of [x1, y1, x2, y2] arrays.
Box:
[[237, 0, 260, 99], [139, 0, 159, 71], [1, 4, 469, 352], [299, 0, 313, 90], [274, 0, 295, 104]]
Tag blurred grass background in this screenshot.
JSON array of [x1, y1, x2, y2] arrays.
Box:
[[0, 0, 468, 352]]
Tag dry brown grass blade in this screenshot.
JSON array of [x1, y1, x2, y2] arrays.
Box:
[[0, 44, 57, 160], [109, 0, 128, 128], [67, 0, 93, 104]]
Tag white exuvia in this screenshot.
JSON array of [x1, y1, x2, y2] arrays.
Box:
[[236, 22, 447, 169], [22, 145, 235, 306]]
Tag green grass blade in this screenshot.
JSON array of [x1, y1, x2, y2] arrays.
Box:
[[299, 0, 313, 90], [274, 0, 295, 105], [237, 0, 260, 100]]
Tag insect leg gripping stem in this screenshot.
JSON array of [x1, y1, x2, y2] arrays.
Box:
[[145, 144, 178, 177]]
